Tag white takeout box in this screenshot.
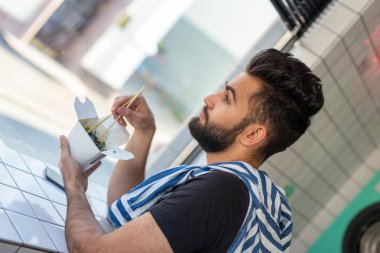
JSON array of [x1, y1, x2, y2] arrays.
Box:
[[67, 97, 134, 171]]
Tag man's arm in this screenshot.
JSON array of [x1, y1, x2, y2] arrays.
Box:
[[107, 128, 154, 207], [59, 136, 172, 253], [65, 183, 172, 253], [107, 95, 156, 207]]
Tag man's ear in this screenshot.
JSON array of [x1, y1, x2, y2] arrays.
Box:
[[239, 124, 267, 147]]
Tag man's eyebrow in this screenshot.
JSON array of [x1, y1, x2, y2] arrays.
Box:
[[225, 81, 236, 102]]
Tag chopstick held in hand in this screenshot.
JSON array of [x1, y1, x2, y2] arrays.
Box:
[[97, 87, 145, 141]]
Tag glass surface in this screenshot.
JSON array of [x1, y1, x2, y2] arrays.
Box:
[[0, 0, 282, 186]]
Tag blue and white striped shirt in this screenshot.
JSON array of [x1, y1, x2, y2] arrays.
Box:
[[108, 161, 292, 252]]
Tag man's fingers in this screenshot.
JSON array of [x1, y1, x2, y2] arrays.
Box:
[[112, 96, 133, 113], [117, 107, 142, 119], [118, 117, 127, 126], [116, 108, 134, 125], [59, 135, 70, 157]]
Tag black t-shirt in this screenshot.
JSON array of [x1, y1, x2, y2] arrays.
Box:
[[148, 170, 249, 253]]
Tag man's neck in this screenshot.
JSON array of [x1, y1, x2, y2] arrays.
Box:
[[205, 151, 261, 169]]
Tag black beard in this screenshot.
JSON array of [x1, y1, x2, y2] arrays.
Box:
[[188, 116, 249, 153]]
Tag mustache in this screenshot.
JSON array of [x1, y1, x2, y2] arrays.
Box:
[[202, 105, 209, 122]]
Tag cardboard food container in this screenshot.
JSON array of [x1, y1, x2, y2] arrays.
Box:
[[67, 97, 134, 171]]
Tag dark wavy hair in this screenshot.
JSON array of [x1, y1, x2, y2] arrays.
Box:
[[245, 49, 324, 161]]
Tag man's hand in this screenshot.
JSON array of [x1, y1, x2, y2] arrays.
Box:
[[111, 95, 156, 133], [58, 135, 101, 192], [107, 95, 156, 207]]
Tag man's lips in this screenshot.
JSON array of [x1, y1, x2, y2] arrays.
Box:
[[200, 106, 208, 121], [200, 110, 205, 119]]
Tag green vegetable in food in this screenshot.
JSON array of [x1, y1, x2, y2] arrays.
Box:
[[85, 127, 105, 150]]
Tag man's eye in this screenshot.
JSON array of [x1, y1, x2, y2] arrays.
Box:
[[224, 94, 229, 103]]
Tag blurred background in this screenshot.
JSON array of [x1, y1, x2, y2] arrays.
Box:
[[0, 0, 379, 252], [0, 0, 283, 176]]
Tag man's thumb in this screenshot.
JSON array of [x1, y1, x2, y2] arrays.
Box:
[[59, 135, 70, 154], [124, 108, 142, 119]]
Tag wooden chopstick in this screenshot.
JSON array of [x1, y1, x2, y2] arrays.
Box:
[[86, 86, 145, 133], [86, 114, 112, 133], [97, 86, 145, 141]]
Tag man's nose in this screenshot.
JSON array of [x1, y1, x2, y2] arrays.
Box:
[[204, 91, 223, 109], [203, 94, 216, 109]]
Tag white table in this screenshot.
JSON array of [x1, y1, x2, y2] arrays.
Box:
[[0, 145, 113, 253]]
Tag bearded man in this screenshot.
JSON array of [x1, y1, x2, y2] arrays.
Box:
[[59, 49, 324, 253]]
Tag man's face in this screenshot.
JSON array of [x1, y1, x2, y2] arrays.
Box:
[[189, 72, 263, 153]]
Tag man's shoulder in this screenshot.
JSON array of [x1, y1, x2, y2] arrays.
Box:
[[182, 170, 248, 195]]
